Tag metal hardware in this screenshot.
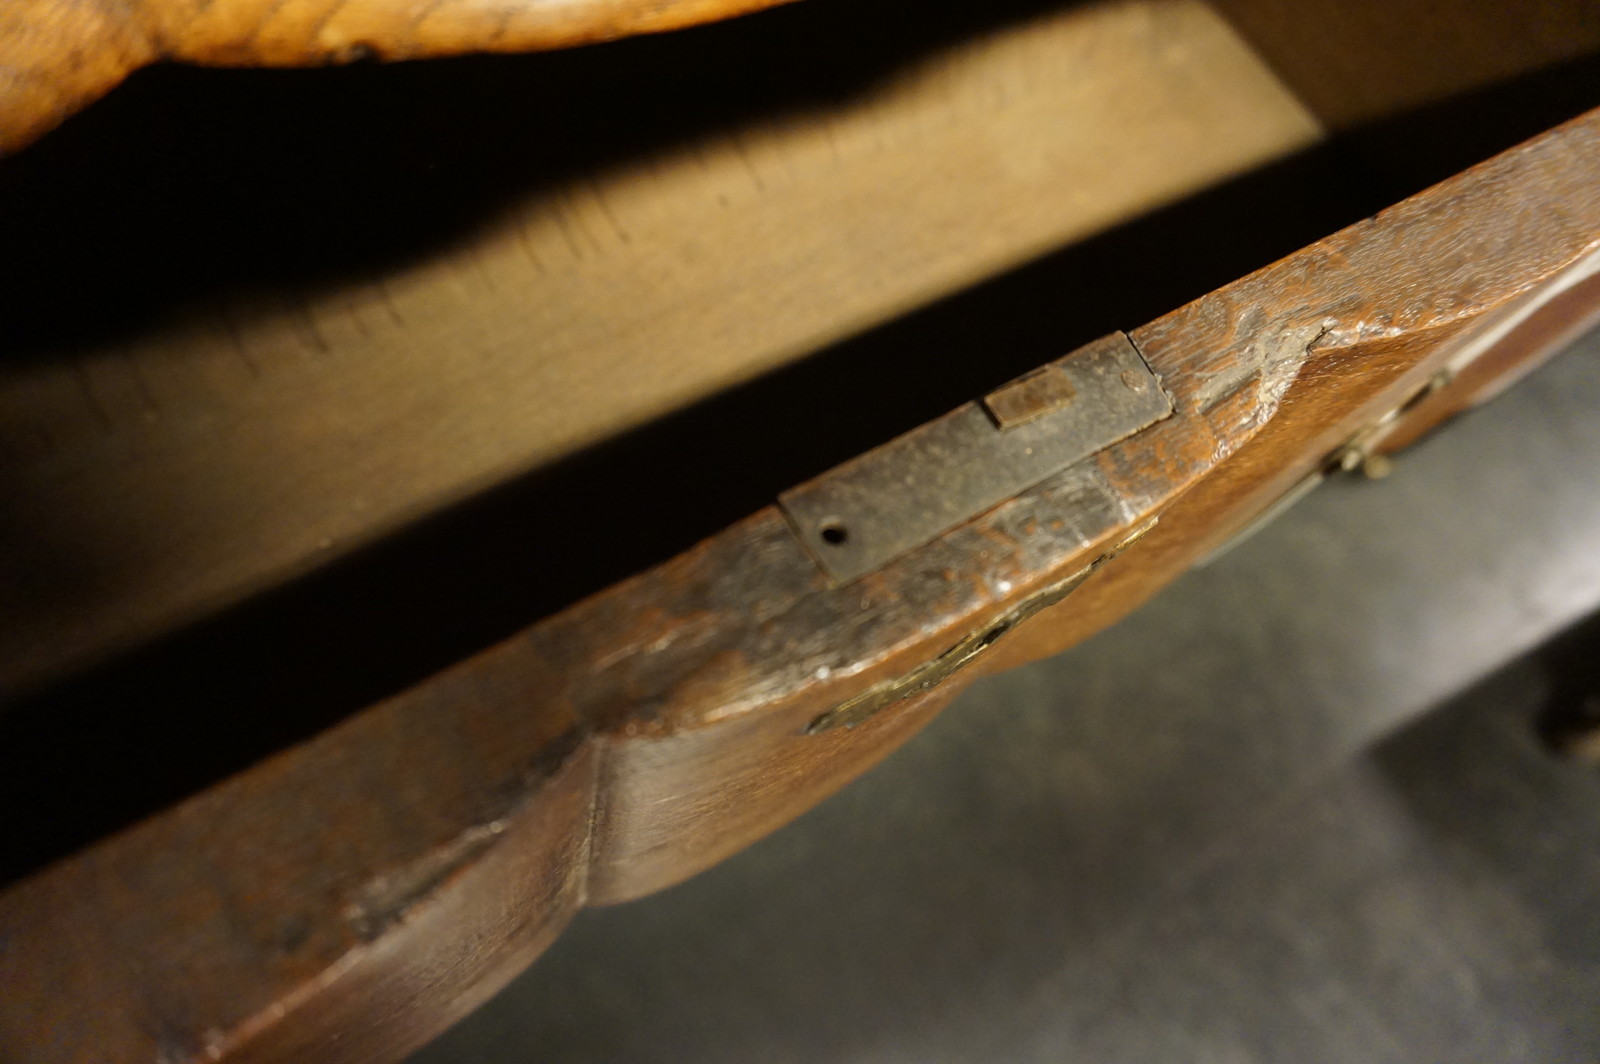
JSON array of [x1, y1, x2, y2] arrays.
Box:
[[806, 520, 1157, 734], [1328, 367, 1453, 478], [984, 363, 1077, 429], [779, 333, 1172, 582]]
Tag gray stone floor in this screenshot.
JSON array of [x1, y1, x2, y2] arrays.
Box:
[[409, 327, 1600, 1063]]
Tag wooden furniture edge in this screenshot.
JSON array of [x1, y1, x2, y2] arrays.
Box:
[[2, 107, 1598, 1064]]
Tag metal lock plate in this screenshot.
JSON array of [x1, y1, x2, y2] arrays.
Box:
[[779, 333, 1171, 581]]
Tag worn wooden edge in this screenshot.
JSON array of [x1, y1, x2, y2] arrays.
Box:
[[0, 0, 799, 153], [584, 108, 1600, 897], [2, 107, 1598, 1064]]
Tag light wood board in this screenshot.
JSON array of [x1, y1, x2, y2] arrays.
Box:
[[0, 0, 1322, 693]]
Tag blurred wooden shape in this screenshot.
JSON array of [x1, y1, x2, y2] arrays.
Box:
[[0, 0, 799, 151]]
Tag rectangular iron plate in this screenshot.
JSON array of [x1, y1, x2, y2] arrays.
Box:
[[778, 333, 1171, 581]]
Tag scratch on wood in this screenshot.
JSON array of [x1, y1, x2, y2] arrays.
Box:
[[344, 296, 372, 338], [217, 303, 264, 378], [293, 302, 331, 356], [551, 202, 586, 261], [302, 0, 352, 55], [70, 359, 114, 433], [728, 133, 767, 191], [400, 0, 450, 44], [343, 822, 506, 941], [589, 180, 632, 245], [515, 218, 549, 274], [246, 0, 295, 58], [124, 351, 162, 420], [374, 280, 407, 328], [342, 727, 588, 941], [486, 6, 514, 45], [563, 189, 606, 255]]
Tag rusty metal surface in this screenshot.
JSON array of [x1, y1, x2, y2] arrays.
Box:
[[984, 363, 1079, 429], [778, 334, 1171, 582]]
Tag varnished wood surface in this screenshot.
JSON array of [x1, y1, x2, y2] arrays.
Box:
[[3, 106, 1598, 1064], [0, 0, 798, 152], [0, 0, 1322, 698]]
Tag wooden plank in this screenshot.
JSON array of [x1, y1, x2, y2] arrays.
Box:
[[3, 103, 1597, 1064], [0, 0, 1322, 695]]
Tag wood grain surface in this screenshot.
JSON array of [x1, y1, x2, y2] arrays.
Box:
[[0, 0, 799, 152], [0, 0, 1321, 697], [3, 103, 1598, 1064]]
